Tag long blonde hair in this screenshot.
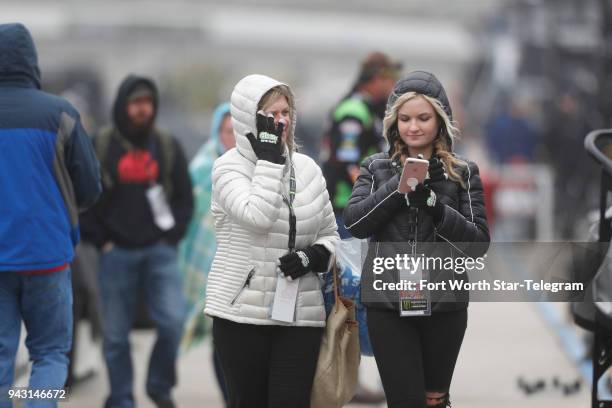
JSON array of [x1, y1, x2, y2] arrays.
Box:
[[383, 92, 467, 188], [258, 85, 298, 154]]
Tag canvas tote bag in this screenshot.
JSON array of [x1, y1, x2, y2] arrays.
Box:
[[310, 258, 360, 408]]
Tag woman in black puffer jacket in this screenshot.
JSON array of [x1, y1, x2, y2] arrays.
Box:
[[343, 71, 490, 408]]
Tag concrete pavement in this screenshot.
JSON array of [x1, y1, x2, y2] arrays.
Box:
[[59, 302, 590, 407]]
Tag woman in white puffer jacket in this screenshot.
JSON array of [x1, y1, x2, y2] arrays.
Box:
[[204, 74, 339, 407]]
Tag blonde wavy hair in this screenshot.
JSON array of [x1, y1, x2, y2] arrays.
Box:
[[258, 85, 298, 154], [383, 92, 467, 188]]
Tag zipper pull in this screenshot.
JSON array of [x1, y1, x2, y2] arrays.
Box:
[[245, 268, 255, 287], [230, 268, 255, 305]]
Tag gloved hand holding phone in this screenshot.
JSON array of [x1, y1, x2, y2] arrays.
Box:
[[402, 154, 445, 221], [246, 111, 286, 164], [426, 156, 447, 184]]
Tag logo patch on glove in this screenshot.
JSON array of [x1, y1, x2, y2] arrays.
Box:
[[258, 131, 279, 144], [296, 251, 309, 268], [427, 190, 437, 207]]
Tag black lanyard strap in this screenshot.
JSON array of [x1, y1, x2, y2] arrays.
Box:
[[282, 164, 297, 252]]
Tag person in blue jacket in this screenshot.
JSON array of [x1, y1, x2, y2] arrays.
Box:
[[0, 23, 101, 407]]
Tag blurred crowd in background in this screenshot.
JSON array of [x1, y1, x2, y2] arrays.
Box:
[[7, 0, 608, 242], [6, 0, 612, 404]]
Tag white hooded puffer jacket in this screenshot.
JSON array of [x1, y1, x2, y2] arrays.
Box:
[[204, 74, 339, 327]]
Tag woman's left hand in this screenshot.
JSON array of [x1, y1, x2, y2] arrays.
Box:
[[278, 245, 330, 280], [427, 157, 447, 184], [406, 184, 444, 222]]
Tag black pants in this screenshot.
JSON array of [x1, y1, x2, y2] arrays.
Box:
[[366, 307, 467, 408], [212, 317, 323, 408]]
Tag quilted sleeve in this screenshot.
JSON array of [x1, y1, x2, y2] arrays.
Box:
[[212, 157, 285, 232], [343, 158, 405, 239], [434, 161, 490, 257]]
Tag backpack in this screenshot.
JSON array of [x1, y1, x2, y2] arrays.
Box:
[[95, 127, 176, 198]]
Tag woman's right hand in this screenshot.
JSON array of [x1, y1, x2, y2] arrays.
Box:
[[246, 112, 285, 164]]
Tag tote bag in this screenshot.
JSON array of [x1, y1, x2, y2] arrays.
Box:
[[310, 258, 360, 408]]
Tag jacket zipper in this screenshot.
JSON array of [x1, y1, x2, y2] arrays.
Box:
[[230, 267, 255, 305]]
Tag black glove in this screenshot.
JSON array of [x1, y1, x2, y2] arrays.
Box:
[[427, 156, 447, 184], [246, 112, 285, 164], [406, 183, 444, 222], [278, 245, 331, 280]]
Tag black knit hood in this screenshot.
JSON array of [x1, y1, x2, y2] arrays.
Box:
[[385, 70, 454, 153], [112, 74, 158, 146]]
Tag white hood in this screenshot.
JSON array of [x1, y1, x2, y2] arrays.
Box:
[[230, 74, 297, 163]]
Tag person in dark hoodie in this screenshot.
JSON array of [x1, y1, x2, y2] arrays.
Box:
[[81, 75, 193, 408], [344, 71, 489, 408], [0, 23, 101, 407]]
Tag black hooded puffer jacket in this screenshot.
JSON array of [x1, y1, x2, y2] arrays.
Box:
[[343, 71, 490, 313]]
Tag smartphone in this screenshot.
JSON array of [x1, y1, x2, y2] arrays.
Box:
[[398, 157, 429, 193]]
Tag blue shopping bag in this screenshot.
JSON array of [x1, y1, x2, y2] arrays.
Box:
[[322, 239, 373, 356]]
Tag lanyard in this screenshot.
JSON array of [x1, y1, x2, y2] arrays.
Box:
[[282, 164, 296, 253], [408, 207, 418, 256]]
